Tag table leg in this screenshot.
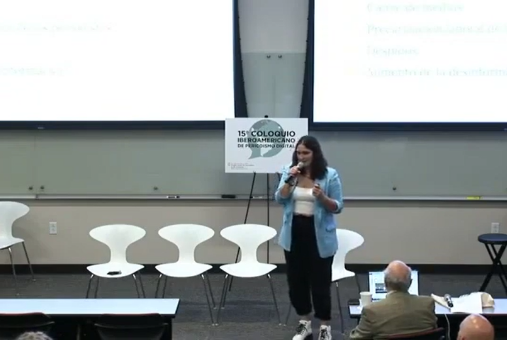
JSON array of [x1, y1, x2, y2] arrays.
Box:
[[165, 319, 172, 340], [479, 244, 507, 294]]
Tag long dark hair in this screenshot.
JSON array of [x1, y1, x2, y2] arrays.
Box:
[[291, 135, 328, 180]]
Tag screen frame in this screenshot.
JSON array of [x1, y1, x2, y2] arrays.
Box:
[[301, 0, 507, 132], [0, 0, 246, 131], [368, 270, 419, 299]]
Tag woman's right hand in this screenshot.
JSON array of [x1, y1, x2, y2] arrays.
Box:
[[289, 166, 301, 176]]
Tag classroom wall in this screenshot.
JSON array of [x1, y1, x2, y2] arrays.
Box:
[[3, 0, 507, 266], [5, 200, 506, 266]]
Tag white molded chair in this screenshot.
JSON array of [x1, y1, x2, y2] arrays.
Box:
[[155, 224, 216, 323], [0, 201, 35, 293], [216, 224, 281, 325], [284, 228, 365, 333], [86, 224, 146, 298], [332, 229, 364, 333]]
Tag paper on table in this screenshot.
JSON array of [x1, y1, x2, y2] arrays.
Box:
[[451, 293, 483, 314], [432, 292, 483, 314]]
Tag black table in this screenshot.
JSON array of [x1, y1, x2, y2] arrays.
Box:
[[0, 298, 179, 339]]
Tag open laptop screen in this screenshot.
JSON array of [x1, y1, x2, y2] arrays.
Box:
[[368, 270, 419, 300]]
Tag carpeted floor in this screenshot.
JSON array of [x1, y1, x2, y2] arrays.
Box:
[[0, 272, 505, 339]]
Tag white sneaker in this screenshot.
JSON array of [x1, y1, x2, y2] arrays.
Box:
[[318, 325, 332, 340], [292, 320, 312, 340]]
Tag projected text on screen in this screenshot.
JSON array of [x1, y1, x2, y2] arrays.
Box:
[[314, 0, 507, 123], [0, 0, 235, 122]]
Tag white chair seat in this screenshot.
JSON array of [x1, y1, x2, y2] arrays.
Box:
[[87, 263, 144, 278], [216, 224, 281, 325], [332, 268, 356, 282], [156, 262, 212, 278], [154, 224, 216, 324], [85, 224, 146, 298], [0, 201, 35, 294], [0, 237, 24, 250], [220, 262, 277, 278]]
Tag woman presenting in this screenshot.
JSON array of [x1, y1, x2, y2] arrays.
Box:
[[275, 135, 344, 340]]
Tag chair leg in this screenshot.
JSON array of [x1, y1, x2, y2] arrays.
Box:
[[205, 272, 216, 308], [267, 274, 281, 325], [215, 274, 230, 325], [228, 248, 241, 292], [355, 274, 362, 294], [76, 324, 82, 340], [137, 272, 146, 298], [21, 242, 35, 281], [85, 274, 95, 298], [201, 274, 215, 324], [8, 248, 18, 296], [132, 274, 141, 298], [162, 275, 169, 298], [284, 305, 292, 326], [94, 277, 100, 298], [220, 275, 230, 308], [155, 274, 163, 298], [335, 281, 345, 335]]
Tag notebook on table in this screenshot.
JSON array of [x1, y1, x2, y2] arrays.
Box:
[[368, 270, 420, 301]]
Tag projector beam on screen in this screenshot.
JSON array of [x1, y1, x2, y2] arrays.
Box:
[[311, 0, 507, 130], [0, 0, 237, 129]]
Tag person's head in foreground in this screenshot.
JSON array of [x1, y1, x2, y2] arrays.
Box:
[[384, 260, 412, 293], [292, 135, 328, 179], [16, 332, 53, 340], [457, 314, 494, 340]]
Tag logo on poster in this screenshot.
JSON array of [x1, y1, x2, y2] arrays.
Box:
[[236, 119, 297, 159]]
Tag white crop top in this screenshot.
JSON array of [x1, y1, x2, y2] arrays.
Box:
[[293, 187, 315, 216]]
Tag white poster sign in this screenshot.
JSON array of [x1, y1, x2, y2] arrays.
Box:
[[225, 118, 308, 173]]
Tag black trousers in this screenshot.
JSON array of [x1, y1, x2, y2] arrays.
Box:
[[284, 215, 333, 321]]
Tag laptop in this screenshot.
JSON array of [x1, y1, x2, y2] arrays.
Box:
[[368, 270, 419, 301]]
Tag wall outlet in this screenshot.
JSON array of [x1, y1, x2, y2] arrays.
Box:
[[491, 222, 500, 234], [49, 222, 57, 235]]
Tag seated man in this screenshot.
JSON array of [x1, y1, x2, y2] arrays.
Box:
[[457, 314, 494, 340], [349, 260, 437, 339]]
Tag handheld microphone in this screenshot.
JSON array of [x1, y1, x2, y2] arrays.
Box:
[[285, 161, 305, 185], [444, 294, 453, 308]]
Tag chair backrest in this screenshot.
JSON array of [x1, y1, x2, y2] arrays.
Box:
[[220, 224, 277, 263], [90, 224, 146, 263], [387, 327, 446, 340], [158, 224, 214, 263], [0, 201, 30, 239], [0, 312, 54, 339], [332, 229, 364, 272], [95, 314, 166, 340]]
